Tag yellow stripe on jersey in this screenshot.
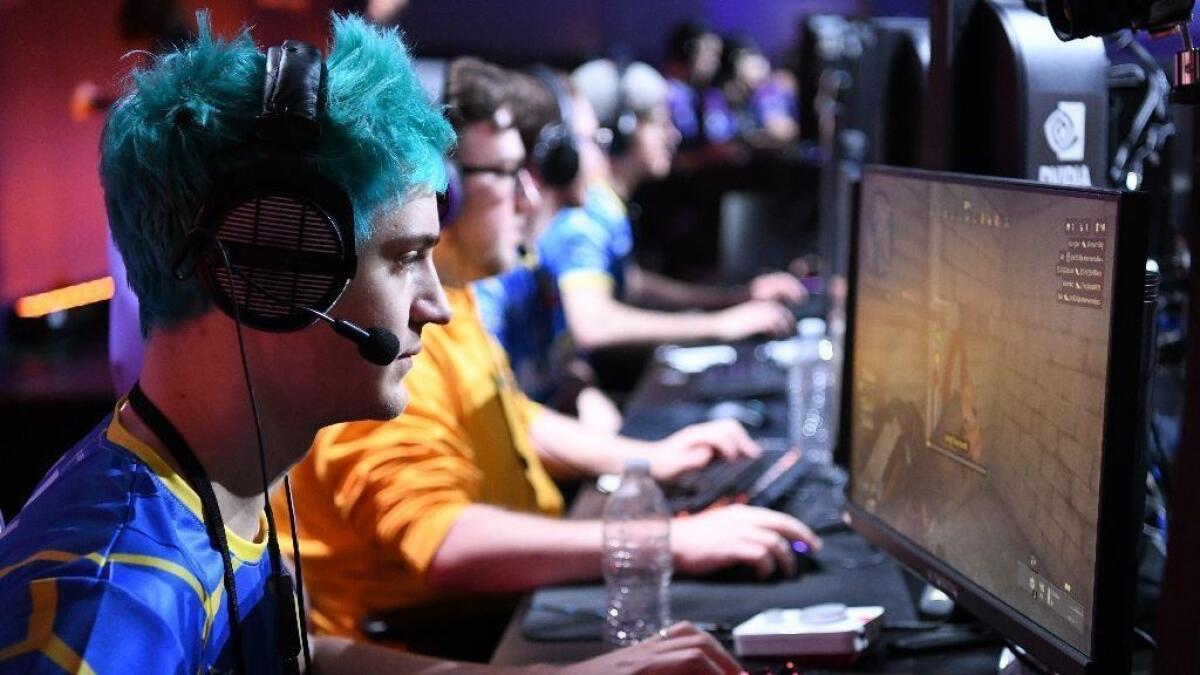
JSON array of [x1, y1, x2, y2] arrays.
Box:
[[105, 403, 203, 516], [106, 553, 224, 655], [0, 547, 220, 646], [0, 550, 211, 616], [41, 633, 97, 675], [106, 553, 210, 620], [0, 579, 97, 674], [0, 551, 81, 581], [105, 402, 269, 563], [204, 580, 226, 643], [558, 269, 615, 293]]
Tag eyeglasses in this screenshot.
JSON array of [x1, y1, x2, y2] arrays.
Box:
[[459, 164, 523, 180], [458, 163, 534, 199]]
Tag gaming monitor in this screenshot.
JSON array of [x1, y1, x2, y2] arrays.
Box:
[[842, 166, 1149, 674]]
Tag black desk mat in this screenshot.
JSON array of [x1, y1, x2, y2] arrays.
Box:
[[521, 530, 915, 642]]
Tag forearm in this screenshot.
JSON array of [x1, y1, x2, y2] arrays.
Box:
[[626, 265, 747, 311], [530, 407, 651, 479], [310, 635, 554, 674], [425, 505, 604, 594], [563, 291, 726, 349]]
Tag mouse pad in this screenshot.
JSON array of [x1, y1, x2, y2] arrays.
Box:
[[520, 530, 916, 642]]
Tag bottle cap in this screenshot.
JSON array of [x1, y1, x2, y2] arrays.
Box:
[[798, 317, 826, 338], [623, 457, 651, 474]]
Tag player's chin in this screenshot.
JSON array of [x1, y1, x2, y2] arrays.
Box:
[[350, 379, 409, 424], [379, 381, 410, 421], [493, 250, 520, 275], [651, 157, 672, 178]]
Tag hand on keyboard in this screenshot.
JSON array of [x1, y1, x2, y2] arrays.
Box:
[[748, 270, 808, 305], [569, 622, 741, 675], [713, 300, 794, 341], [646, 420, 761, 483], [671, 504, 823, 581]]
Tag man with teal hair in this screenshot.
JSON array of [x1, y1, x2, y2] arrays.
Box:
[[0, 14, 739, 675]]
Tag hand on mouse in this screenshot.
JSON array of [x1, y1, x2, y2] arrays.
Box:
[[672, 504, 823, 580]]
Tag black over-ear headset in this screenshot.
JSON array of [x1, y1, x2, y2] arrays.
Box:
[[173, 40, 400, 366], [529, 64, 580, 187], [437, 159, 463, 227], [433, 59, 464, 228], [608, 59, 638, 157]]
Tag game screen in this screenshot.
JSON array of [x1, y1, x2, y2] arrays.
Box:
[[849, 170, 1120, 656]]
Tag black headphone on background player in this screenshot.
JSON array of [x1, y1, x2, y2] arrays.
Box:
[[436, 159, 463, 227], [606, 59, 639, 157], [529, 64, 580, 188], [438, 65, 574, 225]]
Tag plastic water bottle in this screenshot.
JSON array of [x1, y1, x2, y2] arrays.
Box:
[[602, 458, 672, 646]]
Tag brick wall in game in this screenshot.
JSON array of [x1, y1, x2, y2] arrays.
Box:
[[988, 203, 1107, 605]]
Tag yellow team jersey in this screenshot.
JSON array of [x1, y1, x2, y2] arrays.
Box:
[[278, 286, 564, 639]]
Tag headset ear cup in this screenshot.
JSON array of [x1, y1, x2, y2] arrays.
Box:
[[533, 123, 580, 188], [529, 65, 581, 188], [604, 58, 639, 157], [609, 111, 637, 156], [438, 160, 462, 227], [550, 139, 580, 186], [196, 163, 356, 333]]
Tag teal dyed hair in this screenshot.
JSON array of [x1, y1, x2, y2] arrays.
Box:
[[101, 13, 454, 333]]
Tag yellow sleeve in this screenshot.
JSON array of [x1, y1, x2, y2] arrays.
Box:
[[519, 389, 545, 430], [307, 343, 482, 576]]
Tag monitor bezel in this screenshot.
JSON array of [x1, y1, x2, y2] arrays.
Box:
[[840, 165, 1149, 675]]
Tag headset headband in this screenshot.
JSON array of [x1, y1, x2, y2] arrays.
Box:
[[258, 41, 325, 144], [529, 64, 581, 187]]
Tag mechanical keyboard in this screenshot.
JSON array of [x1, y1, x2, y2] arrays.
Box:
[[664, 437, 847, 530], [689, 357, 790, 401], [665, 440, 804, 514]]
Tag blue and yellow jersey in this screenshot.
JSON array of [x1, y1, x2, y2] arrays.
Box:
[[480, 183, 632, 396], [537, 182, 633, 301], [0, 408, 282, 674], [474, 262, 571, 403]]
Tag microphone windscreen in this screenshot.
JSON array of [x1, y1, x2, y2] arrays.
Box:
[[358, 326, 401, 366]]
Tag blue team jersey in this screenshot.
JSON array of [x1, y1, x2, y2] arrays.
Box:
[[478, 184, 632, 400], [0, 409, 282, 674], [474, 263, 569, 402], [538, 182, 633, 301]]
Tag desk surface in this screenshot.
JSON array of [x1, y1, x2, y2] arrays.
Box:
[[491, 487, 1005, 673], [490, 341, 1006, 672], [492, 609, 1004, 674]]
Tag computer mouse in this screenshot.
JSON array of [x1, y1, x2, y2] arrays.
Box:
[[707, 399, 769, 429], [789, 540, 822, 575], [702, 543, 820, 584]]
